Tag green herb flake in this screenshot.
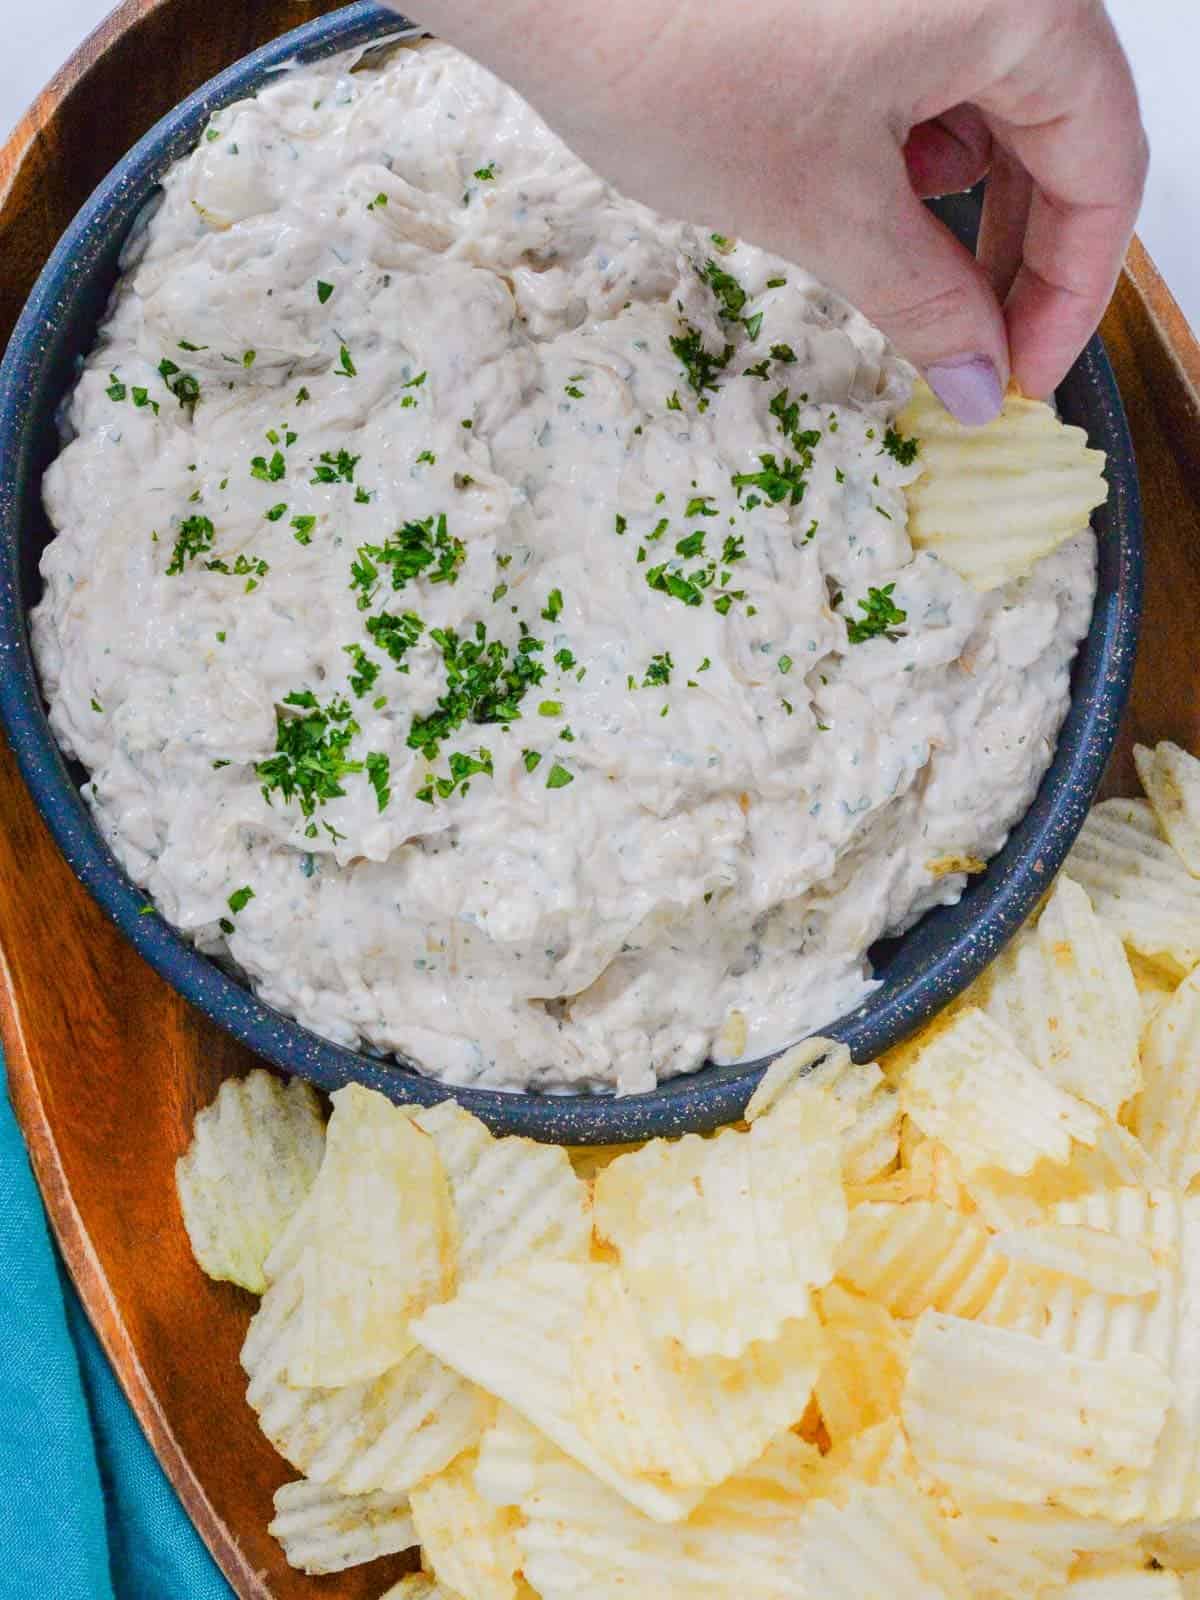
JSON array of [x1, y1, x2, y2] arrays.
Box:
[[295, 386, 311, 405], [778, 654, 794, 674], [227, 885, 255, 914], [311, 449, 360, 485], [473, 163, 496, 180], [90, 696, 103, 713], [343, 643, 380, 697], [538, 700, 562, 717], [614, 514, 627, 536], [366, 751, 391, 812], [105, 375, 127, 402], [291, 515, 317, 544], [643, 651, 673, 687], [701, 259, 747, 320], [545, 763, 574, 790], [265, 502, 287, 522], [670, 324, 734, 396], [336, 346, 357, 378], [522, 749, 542, 773], [416, 450, 436, 465], [846, 583, 908, 645], [769, 343, 797, 363], [541, 588, 564, 623], [744, 360, 771, 380], [316, 280, 335, 304], [251, 450, 286, 483], [365, 609, 425, 666], [685, 496, 718, 518], [256, 692, 364, 818], [367, 191, 388, 210], [675, 529, 706, 559], [165, 514, 215, 575], [881, 425, 920, 466], [666, 391, 682, 411], [742, 311, 764, 341]]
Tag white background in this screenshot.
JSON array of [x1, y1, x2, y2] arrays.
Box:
[[2, 1, 1198, 331]]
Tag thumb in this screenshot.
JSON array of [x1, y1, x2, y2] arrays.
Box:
[[806, 158, 1011, 426]]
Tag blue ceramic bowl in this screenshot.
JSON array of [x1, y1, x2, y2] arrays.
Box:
[[0, 3, 1142, 1143]]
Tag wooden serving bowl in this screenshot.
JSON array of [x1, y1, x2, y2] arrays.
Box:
[[1, 2, 1199, 1595]]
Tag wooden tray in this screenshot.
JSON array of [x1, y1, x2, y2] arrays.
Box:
[[2, 3, 1199, 1594]]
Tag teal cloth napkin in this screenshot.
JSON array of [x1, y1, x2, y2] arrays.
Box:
[[0, 1057, 234, 1598]]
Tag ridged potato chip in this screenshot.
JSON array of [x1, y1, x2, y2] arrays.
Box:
[[175, 1070, 325, 1294], [901, 1311, 1172, 1515], [989, 1223, 1159, 1299], [792, 1481, 970, 1599], [378, 1578, 456, 1600], [945, 1503, 1130, 1600], [267, 1084, 455, 1389], [1131, 952, 1180, 1027], [1136, 1196, 1200, 1525], [409, 1448, 523, 1600], [591, 1104, 846, 1360], [744, 1037, 851, 1121], [964, 1123, 1164, 1231], [481, 1407, 815, 1600], [813, 1284, 907, 1446], [266, 1476, 416, 1574], [1058, 1574, 1184, 1599], [1135, 970, 1200, 1190], [975, 875, 1142, 1116], [414, 1099, 591, 1278], [1067, 800, 1200, 979], [411, 1261, 702, 1522], [1136, 742, 1200, 879], [573, 1267, 824, 1487], [837, 1200, 1004, 1319], [896, 379, 1108, 591], [746, 1039, 901, 1186], [242, 1265, 489, 1495], [900, 1007, 1100, 1175]]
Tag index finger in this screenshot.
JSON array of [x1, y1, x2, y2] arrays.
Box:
[[976, 3, 1148, 397]]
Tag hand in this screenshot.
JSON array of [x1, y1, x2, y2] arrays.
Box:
[[402, 0, 1147, 422]]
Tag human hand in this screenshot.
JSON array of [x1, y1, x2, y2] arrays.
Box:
[[403, 0, 1146, 422]]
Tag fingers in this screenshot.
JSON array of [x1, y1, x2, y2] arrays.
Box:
[[977, 139, 1033, 303], [805, 151, 1009, 424], [976, 3, 1148, 396], [904, 106, 993, 199]]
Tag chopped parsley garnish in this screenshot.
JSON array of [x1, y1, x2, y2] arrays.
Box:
[[461, 418, 473, 429], [311, 449, 360, 485], [675, 529, 706, 558], [835, 467, 846, 485], [165, 514, 215, 574], [702, 259, 747, 320], [742, 311, 764, 342], [367, 192, 388, 210], [353, 515, 464, 606], [291, 515, 316, 544], [559, 726, 576, 742], [744, 360, 771, 380], [845, 583, 908, 644], [670, 324, 734, 396], [766, 276, 787, 288], [336, 346, 357, 378], [768, 388, 823, 456], [666, 390, 682, 411], [881, 425, 920, 466], [416, 450, 436, 465], [770, 343, 797, 363], [648, 518, 670, 541], [538, 700, 563, 717], [251, 450, 286, 483], [546, 763, 574, 789], [295, 387, 311, 405], [256, 693, 363, 818], [541, 588, 563, 623], [355, 486, 371, 504], [90, 697, 103, 713], [407, 621, 548, 761], [265, 503, 287, 522], [685, 496, 718, 518], [131, 387, 158, 413], [365, 609, 424, 666], [366, 751, 391, 812], [554, 647, 576, 670], [710, 233, 734, 253], [778, 654, 794, 674], [645, 564, 705, 607], [316, 280, 335, 304], [614, 514, 627, 536], [178, 340, 207, 352], [698, 656, 712, 671], [404, 371, 427, 390], [522, 749, 542, 773], [643, 651, 673, 687], [227, 885, 254, 914], [106, 375, 126, 402], [721, 534, 746, 564], [158, 358, 200, 408], [242, 350, 256, 368], [343, 643, 380, 696], [731, 452, 810, 506], [473, 163, 496, 180], [203, 552, 269, 591], [565, 384, 584, 399]]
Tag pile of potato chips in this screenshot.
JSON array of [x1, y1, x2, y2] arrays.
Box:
[[178, 741, 1200, 1600]]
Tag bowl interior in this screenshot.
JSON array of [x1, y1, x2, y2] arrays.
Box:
[[0, 2, 1142, 1142]]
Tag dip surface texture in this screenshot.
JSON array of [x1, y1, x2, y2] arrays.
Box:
[[32, 40, 1096, 1094]]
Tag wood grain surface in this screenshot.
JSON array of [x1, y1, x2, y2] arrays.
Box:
[[1, 3, 1199, 1595]]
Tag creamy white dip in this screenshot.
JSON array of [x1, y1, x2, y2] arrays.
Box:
[[32, 39, 1096, 1094]]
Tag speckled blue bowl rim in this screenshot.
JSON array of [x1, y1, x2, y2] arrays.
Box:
[[0, 2, 1143, 1142]]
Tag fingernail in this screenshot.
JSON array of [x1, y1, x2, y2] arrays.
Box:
[[925, 356, 1004, 427]]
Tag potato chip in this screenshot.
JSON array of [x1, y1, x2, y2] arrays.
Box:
[[409, 1448, 522, 1600], [1137, 1195, 1200, 1525], [414, 1099, 591, 1278], [1057, 1574, 1184, 1599], [743, 1037, 850, 1121], [410, 1261, 703, 1521], [1135, 970, 1200, 1191], [945, 1503, 1130, 1600], [792, 1481, 971, 1599], [1136, 742, 1200, 879], [900, 1007, 1100, 1175], [264, 1084, 456, 1389], [901, 1310, 1172, 1515], [567, 1144, 639, 1183], [175, 1069, 325, 1294], [377, 1578, 454, 1600], [989, 1223, 1159, 1298], [242, 1266, 489, 1495], [974, 875, 1141, 1116], [746, 1039, 901, 1186], [266, 1476, 416, 1574], [481, 1406, 815, 1600], [964, 1122, 1164, 1232], [837, 1200, 1004, 1319], [1066, 800, 1200, 979], [896, 379, 1108, 591], [573, 1266, 825, 1486], [813, 1284, 907, 1446], [1131, 952, 1180, 1027], [592, 1105, 846, 1360]]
